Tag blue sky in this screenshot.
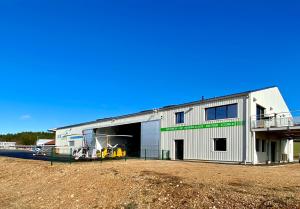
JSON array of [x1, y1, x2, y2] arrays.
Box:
[[0, 0, 299, 133]]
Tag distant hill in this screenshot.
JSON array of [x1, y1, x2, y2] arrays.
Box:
[[0, 132, 55, 145]]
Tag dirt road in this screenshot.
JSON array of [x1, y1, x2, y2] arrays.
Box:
[[0, 157, 299, 209]]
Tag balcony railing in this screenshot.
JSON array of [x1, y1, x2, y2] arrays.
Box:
[[251, 111, 300, 129]]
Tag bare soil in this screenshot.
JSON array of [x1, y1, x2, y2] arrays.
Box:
[[0, 157, 300, 209]]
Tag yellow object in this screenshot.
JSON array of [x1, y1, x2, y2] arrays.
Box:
[[112, 150, 117, 158], [96, 147, 126, 159], [116, 148, 123, 157], [102, 148, 108, 159]]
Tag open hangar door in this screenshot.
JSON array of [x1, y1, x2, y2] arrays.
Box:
[[96, 123, 141, 157], [95, 120, 161, 158]]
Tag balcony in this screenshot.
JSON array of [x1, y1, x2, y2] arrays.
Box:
[[251, 111, 300, 130]]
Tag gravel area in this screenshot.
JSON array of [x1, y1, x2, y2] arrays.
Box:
[[0, 157, 300, 209]]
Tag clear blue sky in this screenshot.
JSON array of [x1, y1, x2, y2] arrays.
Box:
[[0, 0, 299, 134]]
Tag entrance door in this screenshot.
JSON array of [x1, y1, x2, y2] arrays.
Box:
[[175, 140, 184, 160], [271, 142, 276, 162]]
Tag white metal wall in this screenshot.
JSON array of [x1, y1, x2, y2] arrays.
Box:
[[55, 112, 161, 148], [54, 87, 292, 163], [160, 97, 246, 162], [249, 87, 291, 164]]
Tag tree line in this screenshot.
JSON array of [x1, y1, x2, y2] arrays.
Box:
[[0, 132, 55, 145]]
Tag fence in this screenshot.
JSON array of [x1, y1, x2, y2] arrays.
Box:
[[140, 149, 170, 160], [51, 146, 170, 165], [0, 145, 170, 165], [50, 147, 73, 165]]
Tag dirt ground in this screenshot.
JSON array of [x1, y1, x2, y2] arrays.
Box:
[[0, 157, 300, 209]]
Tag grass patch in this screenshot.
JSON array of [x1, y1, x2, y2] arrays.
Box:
[[294, 142, 300, 158]]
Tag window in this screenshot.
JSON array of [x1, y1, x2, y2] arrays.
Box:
[[175, 112, 184, 124], [256, 105, 265, 120], [227, 104, 238, 118], [206, 108, 216, 120], [262, 140, 266, 152], [256, 139, 260, 152], [216, 106, 227, 120], [214, 138, 227, 151], [206, 104, 238, 120]]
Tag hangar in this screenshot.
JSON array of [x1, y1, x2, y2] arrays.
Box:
[[52, 86, 300, 164]]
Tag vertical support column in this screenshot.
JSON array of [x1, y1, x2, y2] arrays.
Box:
[[279, 139, 282, 163], [252, 132, 256, 165], [243, 96, 249, 164], [289, 139, 294, 162], [266, 139, 270, 163]]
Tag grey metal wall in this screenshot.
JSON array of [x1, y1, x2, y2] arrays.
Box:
[[141, 120, 161, 158], [160, 96, 247, 162]]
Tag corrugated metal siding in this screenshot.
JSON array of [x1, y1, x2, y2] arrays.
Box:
[[161, 97, 246, 162], [55, 112, 161, 147], [141, 120, 161, 158], [54, 88, 292, 163], [56, 96, 247, 162]]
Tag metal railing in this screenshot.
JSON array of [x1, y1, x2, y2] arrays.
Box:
[[251, 110, 300, 129]]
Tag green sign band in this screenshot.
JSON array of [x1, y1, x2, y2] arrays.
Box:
[[161, 121, 244, 132]]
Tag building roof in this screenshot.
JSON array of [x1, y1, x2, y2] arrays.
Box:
[[52, 86, 277, 130], [36, 139, 55, 145], [44, 140, 55, 145]]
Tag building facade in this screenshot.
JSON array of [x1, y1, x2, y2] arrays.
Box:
[[52, 86, 299, 164]]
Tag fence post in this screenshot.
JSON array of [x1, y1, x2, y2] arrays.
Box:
[[69, 148, 72, 164], [144, 149, 146, 160], [50, 147, 53, 166], [162, 150, 164, 160]]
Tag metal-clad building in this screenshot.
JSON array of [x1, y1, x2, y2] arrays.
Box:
[[52, 86, 300, 164]]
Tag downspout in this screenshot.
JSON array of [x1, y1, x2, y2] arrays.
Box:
[[243, 95, 249, 165], [252, 131, 256, 164], [249, 93, 256, 165], [249, 94, 253, 164]]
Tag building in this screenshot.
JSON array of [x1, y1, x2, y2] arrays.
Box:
[[0, 142, 16, 149], [52, 86, 300, 164], [36, 139, 55, 146]]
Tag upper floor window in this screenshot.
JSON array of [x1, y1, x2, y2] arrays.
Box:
[[256, 105, 266, 120], [175, 112, 184, 124], [205, 104, 238, 121]]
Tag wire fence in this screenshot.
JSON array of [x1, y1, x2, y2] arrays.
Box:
[[50, 147, 170, 165], [0, 145, 170, 165]]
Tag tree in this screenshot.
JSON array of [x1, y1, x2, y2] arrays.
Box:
[[0, 132, 55, 145]]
